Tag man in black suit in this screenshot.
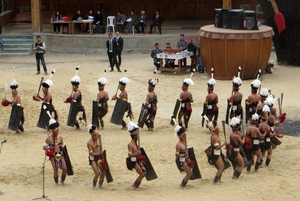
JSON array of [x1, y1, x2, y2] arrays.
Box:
[[114, 31, 123, 69], [151, 43, 163, 70], [150, 10, 164, 35], [106, 33, 120, 72]]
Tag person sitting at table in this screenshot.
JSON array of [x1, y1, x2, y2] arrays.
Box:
[[95, 9, 103, 34], [176, 34, 188, 66], [164, 42, 175, 68], [85, 9, 95, 33], [52, 10, 62, 34], [116, 11, 126, 33], [187, 38, 197, 69], [124, 10, 137, 34], [149, 10, 164, 35], [135, 10, 147, 33], [72, 9, 83, 32], [151, 43, 163, 70]]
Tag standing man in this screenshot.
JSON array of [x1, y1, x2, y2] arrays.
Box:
[[87, 125, 106, 188], [116, 11, 126, 33], [150, 10, 164, 35], [125, 10, 137, 34], [127, 121, 146, 190], [150, 43, 163, 70], [187, 38, 197, 68], [145, 79, 158, 131], [176, 34, 188, 66], [34, 35, 48, 75], [196, 36, 204, 73], [114, 31, 123, 69], [0, 20, 3, 50], [135, 11, 147, 33], [43, 118, 68, 185], [106, 33, 120, 72]]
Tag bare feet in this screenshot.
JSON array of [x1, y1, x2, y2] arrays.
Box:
[[233, 177, 240, 180], [97, 127, 100, 130], [61, 181, 65, 186], [247, 171, 250, 174], [76, 128, 81, 131], [185, 128, 188, 131], [101, 127, 104, 130], [181, 186, 189, 189], [55, 183, 58, 186], [213, 181, 222, 185], [134, 187, 141, 191], [255, 170, 259, 173], [122, 126, 128, 130]]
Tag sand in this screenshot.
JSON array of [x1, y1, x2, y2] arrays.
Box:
[[0, 52, 299, 201]]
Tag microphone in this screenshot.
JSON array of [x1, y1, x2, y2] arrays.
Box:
[[1, 140, 7, 143]]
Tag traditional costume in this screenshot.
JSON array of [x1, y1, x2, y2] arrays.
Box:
[[246, 72, 261, 123], [229, 67, 243, 119], [178, 78, 194, 129], [145, 79, 158, 130], [96, 77, 109, 129]]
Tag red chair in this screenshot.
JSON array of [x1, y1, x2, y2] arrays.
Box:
[[62, 16, 70, 34]]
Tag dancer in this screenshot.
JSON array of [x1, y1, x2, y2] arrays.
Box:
[[43, 118, 67, 185], [246, 71, 261, 123], [96, 77, 109, 130], [87, 125, 106, 188], [145, 79, 158, 131], [178, 78, 194, 130], [127, 121, 146, 190], [175, 125, 193, 189], [257, 88, 268, 117]]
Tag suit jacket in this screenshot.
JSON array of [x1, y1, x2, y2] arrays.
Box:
[[152, 15, 164, 25], [127, 14, 138, 24], [106, 39, 117, 54], [114, 36, 123, 51], [138, 15, 147, 25], [151, 48, 163, 64], [176, 40, 188, 50], [187, 43, 196, 55], [117, 14, 126, 24]]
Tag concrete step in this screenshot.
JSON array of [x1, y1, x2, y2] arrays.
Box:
[[0, 48, 31, 53], [3, 43, 33, 48], [2, 35, 33, 39], [2, 39, 33, 44], [0, 52, 31, 57]]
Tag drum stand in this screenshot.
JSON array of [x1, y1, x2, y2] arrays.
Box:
[[33, 155, 51, 200]]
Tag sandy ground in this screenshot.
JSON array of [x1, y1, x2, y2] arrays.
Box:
[[0, 52, 299, 201]]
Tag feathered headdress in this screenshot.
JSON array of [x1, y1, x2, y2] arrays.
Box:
[[10, 79, 18, 89], [260, 88, 268, 98], [44, 105, 59, 129], [232, 66, 242, 86], [251, 69, 261, 89], [148, 79, 158, 88], [88, 124, 96, 134], [230, 117, 241, 127], [42, 69, 55, 88], [128, 121, 138, 133], [71, 66, 81, 86], [207, 68, 216, 87], [174, 125, 185, 136], [119, 77, 130, 85], [183, 78, 195, 87], [98, 77, 108, 86], [265, 96, 276, 107], [252, 113, 259, 121]]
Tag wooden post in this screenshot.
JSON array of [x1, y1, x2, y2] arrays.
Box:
[[31, 0, 42, 33], [223, 0, 232, 9]]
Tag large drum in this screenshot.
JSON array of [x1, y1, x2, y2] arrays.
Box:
[[199, 25, 274, 80]]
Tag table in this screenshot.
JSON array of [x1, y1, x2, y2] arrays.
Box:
[[199, 25, 274, 80], [157, 51, 195, 74], [72, 21, 93, 35], [50, 21, 72, 34]]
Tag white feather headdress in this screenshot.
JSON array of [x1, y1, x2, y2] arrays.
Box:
[[260, 88, 268, 97], [262, 105, 270, 113], [265, 96, 276, 106], [207, 68, 216, 86], [252, 113, 259, 121], [183, 78, 195, 86], [232, 66, 242, 86], [230, 117, 241, 127], [98, 77, 108, 85], [119, 77, 130, 85], [128, 121, 138, 132]]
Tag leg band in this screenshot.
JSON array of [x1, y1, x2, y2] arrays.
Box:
[[179, 122, 183, 127], [93, 180, 97, 187], [255, 162, 260, 170], [214, 176, 219, 183], [266, 158, 271, 166], [235, 171, 241, 178], [99, 180, 104, 187], [181, 178, 187, 187], [75, 122, 80, 129], [134, 180, 141, 188], [54, 176, 58, 183], [61, 174, 66, 182], [122, 120, 126, 128], [247, 164, 251, 172], [100, 120, 104, 128]]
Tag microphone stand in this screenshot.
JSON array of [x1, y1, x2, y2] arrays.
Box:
[[33, 155, 51, 200]]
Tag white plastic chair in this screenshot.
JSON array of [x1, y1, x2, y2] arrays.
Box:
[[106, 16, 116, 34]]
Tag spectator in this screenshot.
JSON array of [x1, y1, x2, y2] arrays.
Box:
[[33, 35, 47, 75], [85, 9, 95, 33], [150, 10, 164, 35], [72, 9, 83, 32], [52, 10, 62, 34], [114, 31, 123, 69], [0, 21, 3, 50], [135, 10, 147, 33], [106, 33, 120, 72], [164, 42, 175, 68], [124, 10, 137, 34], [187, 38, 197, 69], [196, 36, 205, 73], [116, 11, 126, 33], [151, 43, 163, 70], [95, 9, 103, 34], [176, 34, 188, 66]]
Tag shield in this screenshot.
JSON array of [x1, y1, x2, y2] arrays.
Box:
[[188, 147, 201, 180], [91, 101, 99, 127], [245, 99, 249, 124], [211, 152, 231, 171], [110, 99, 128, 125], [37, 103, 53, 129], [140, 147, 158, 181], [62, 145, 74, 175], [201, 103, 208, 127], [8, 105, 23, 131], [170, 99, 180, 125], [138, 104, 149, 128], [67, 101, 79, 127], [225, 101, 230, 125], [103, 150, 113, 183]]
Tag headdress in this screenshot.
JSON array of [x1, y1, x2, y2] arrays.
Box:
[[119, 77, 130, 85], [44, 105, 59, 129], [252, 113, 259, 121], [71, 66, 81, 86], [207, 68, 216, 88], [174, 125, 185, 136], [230, 117, 241, 128], [98, 77, 108, 86], [265, 95, 276, 107], [260, 88, 268, 98], [42, 69, 55, 88], [10, 79, 18, 89], [251, 69, 261, 89], [183, 78, 195, 87], [232, 66, 242, 86], [128, 121, 138, 133], [148, 79, 158, 88], [88, 124, 96, 134]]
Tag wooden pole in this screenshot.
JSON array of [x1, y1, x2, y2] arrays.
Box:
[[223, 0, 232, 9], [31, 0, 42, 33]]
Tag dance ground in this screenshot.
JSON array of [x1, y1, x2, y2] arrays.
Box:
[[0, 51, 299, 200]]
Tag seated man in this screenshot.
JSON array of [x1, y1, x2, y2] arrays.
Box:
[[124, 10, 137, 34], [164, 42, 175, 68], [176, 34, 188, 66], [151, 43, 163, 70], [150, 10, 164, 35], [72, 9, 83, 32], [135, 10, 147, 33], [116, 11, 126, 33]]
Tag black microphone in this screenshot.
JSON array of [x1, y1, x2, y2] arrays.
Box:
[[1, 140, 7, 143]]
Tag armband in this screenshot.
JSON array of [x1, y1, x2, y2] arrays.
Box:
[[229, 102, 233, 105], [246, 102, 250, 105], [191, 99, 194, 102], [128, 151, 132, 154], [122, 99, 127, 101], [145, 102, 150, 105], [204, 102, 208, 105], [179, 99, 182, 102], [175, 152, 179, 154], [214, 143, 219, 147], [61, 143, 66, 148], [89, 150, 93, 154]]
